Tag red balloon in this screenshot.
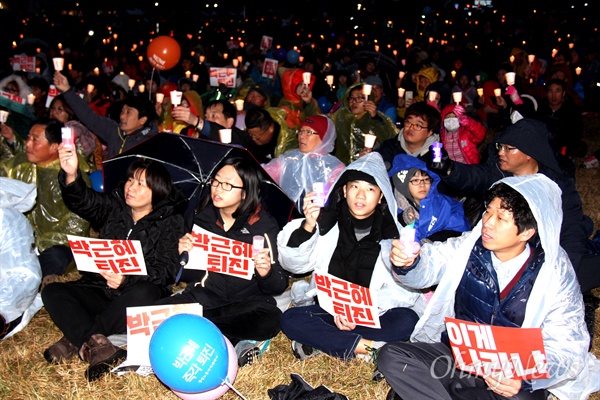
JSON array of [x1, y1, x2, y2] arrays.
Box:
[[147, 36, 181, 71]]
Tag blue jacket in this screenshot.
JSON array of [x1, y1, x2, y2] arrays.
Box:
[[388, 155, 470, 242]]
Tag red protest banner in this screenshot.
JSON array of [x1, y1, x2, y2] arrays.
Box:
[[445, 317, 549, 380]]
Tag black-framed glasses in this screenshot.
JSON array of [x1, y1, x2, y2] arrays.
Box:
[[404, 121, 429, 131], [297, 128, 319, 136], [409, 178, 433, 186], [348, 96, 365, 103], [495, 143, 518, 153], [209, 178, 244, 191]]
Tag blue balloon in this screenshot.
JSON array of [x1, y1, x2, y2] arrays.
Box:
[[286, 49, 299, 65], [149, 314, 229, 394], [317, 96, 332, 114], [89, 170, 104, 192]]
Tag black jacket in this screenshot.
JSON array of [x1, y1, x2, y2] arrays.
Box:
[[59, 170, 186, 292], [182, 203, 288, 310]]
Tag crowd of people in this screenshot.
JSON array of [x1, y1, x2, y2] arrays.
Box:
[[1, 2, 600, 398]]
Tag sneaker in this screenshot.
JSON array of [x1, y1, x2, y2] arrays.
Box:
[[291, 340, 320, 360], [234, 339, 271, 367], [581, 156, 599, 169]]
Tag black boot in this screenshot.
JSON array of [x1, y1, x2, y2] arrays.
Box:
[[79, 334, 127, 382]]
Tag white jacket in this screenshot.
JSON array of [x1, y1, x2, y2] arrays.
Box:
[[277, 152, 427, 316], [384, 174, 600, 400]]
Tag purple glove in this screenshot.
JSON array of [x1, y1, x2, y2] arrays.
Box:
[[505, 85, 523, 105]]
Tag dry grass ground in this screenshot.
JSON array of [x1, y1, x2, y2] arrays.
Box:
[[1, 116, 599, 399]]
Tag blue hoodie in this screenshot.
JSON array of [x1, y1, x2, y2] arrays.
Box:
[[388, 154, 470, 242]]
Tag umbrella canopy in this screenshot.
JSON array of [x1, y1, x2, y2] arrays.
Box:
[[102, 132, 294, 230], [350, 51, 400, 99], [0, 96, 37, 139]]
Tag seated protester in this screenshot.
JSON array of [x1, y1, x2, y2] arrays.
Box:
[[262, 115, 345, 217], [53, 71, 158, 158], [379, 175, 600, 400], [158, 90, 205, 136], [389, 154, 470, 243], [156, 157, 288, 368], [0, 178, 43, 340], [42, 150, 186, 381], [376, 101, 441, 170], [277, 68, 322, 130], [427, 119, 593, 292], [331, 83, 398, 165], [364, 75, 398, 124], [245, 107, 298, 164], [439, 103, 486, 165], [277, 152, 426, 362], [0, 118, 91, 278]]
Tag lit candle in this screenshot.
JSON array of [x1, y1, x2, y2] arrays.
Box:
[[237, 56, 243, 64], [362, 84, 372, 97], [185, 71, 191, 78], [569, 42, 574, 49], [528, 54, 535, 64], [509, 55, 515, 63], [451, 70, 456, 79], [326, 75, 334, 87], [494, 88, 502, 97], [477, 88, 484, 97], [575, 67, 582, 75], [398, 87, 405, 97], [87, 84, 95, 93], [155, 93, 164, 103], [223, 53, 229, 60], [399, 71, 405, 80], [93, 67, 100, 75], [302, 72, 311, 86], [199, 55, 205, 63], [192, 74, 199, 82], [27, 94, 35, 105], [138, 84, 145, 93], [235, 99, 244, 111], [232, 59, 239, 68], [128, 79, 136, 90], [552, 48, 558, 58], [374, 45, 380, 52]]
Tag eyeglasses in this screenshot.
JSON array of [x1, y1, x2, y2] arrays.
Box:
[[348, 96, 365, 103], [209, 178, 244, 191], [495, 143, 519, 153], [297, 128, 319, 136], [409, 178, 433, 186], [248, 128, 269, 140], [404, 121, 429, 131]]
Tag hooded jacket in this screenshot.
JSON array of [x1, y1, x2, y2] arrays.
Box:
[[59, 169, 186, 292], [331, 82, 399, 165], [385, 174, 600, 400], [388, 155, 470, 242], [278, 69, 322, 130], [440, 118, 589, 271], [277, 152, 426, 316], [262, 115, 345, 211]]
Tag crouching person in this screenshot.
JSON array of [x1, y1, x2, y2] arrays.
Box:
[[378, 174, 600, 400]]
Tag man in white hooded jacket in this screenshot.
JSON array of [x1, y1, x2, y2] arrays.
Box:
[[378, 174, 600, 400]]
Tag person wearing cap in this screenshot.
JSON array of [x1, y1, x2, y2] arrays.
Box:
[[331, 82, 398, 165], [262, 115, 345, 217], [53, 71, 158, 158], [427, 119, 595, 295], [277, 152, 425, 362], [364, 75, 398, 124]]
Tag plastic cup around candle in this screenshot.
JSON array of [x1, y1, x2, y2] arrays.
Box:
[[364, 133, 377, 149], [27, 94, 35, 105], [399, 71, 406, 80], [252, 235, 264, 257], [404, 91, 413, 102], [0, 110, 9, 123], [505, 72, 516, 86], [326, 75, 334, 86], [232, 59, 239, 68], [155, 93, 164, 103], [185, 71, 191, 78], [477, 88, 484, 97], [509, 55, 515, 63], [52, 57, 64, 71], [61, 127, 75, 148], [199, 55, 205, 63], [475, 74, 481, 82], [452, 92, 462, 104], [362, 84, 372, 96], [219, 129, 232, 144], [312, 182, 325, 207], [128, 79, 136, 90], [428, 91, 438, 102], [138, 84, 145, 93], [494, 88, 502, 97], [432, 142, 443, 163], [87, 84, 95, 94], [451, 70, 456, 79], [400, 226, 416, 253], [235, 99, 244, 111], [576, 67, 582, 76], [302, 72, 311, 85], [192, 74, 199, 82], [398, 88, 405, 98], [170, 91, 182, 106], [528, 54, 535, 64]]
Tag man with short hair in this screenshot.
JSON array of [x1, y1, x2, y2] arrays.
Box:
[[379, 174, 599, 400], [53, 71, 158, 158], [0, 118, 90, 277]]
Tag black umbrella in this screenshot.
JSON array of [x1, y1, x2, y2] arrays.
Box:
[[351, 51, 400, 98], [102, 132, 294, 230], [0, 96, 36, 139]]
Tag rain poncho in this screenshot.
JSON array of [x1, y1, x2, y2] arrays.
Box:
[[0, 154, 90, 253], [388, 155, 469, 242], [278, 152, 427, 316], [262, 115, 345, 213], [278, 69, 322, 130], [384, 174, 600, 399], [330, 82, 398, 165], [0, 178, 43, 340], [267, 106, 300, 158]]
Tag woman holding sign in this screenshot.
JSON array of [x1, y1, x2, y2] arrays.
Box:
[[41, 144, 186, 381], [277, 152, 426, 365], [155, 157, 289, 368]]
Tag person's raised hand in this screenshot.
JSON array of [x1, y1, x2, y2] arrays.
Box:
[[302, 191, 322, 232], [390, 239, 421, 267], [454, 104, 469, 125], [172, 106, 198, 126], [53, 71, 70, 93], [426, 144, 453, 176], [58, 143, 79, 184]]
